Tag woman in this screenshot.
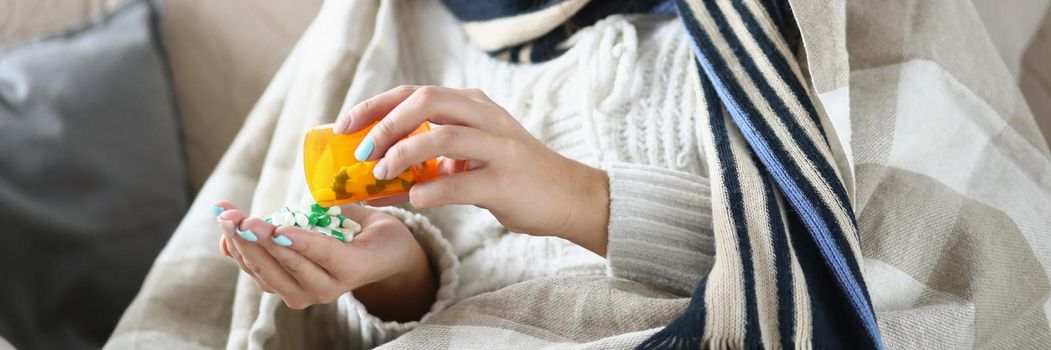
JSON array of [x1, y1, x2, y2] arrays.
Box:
[[111, 0, 1051, 348], [212, 8, 720, 345]]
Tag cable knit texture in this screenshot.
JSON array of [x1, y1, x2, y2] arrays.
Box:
[[407, 14, 716, 302]]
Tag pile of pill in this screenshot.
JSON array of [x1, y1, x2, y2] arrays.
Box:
[[264, 203, 361, 242]]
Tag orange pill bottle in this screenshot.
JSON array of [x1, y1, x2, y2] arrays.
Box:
[[303, 123, 439, 207]]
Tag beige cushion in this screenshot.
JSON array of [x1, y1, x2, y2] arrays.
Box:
[[0, 0, 321, 190], [161, 0, 321, 190], [0, 0, 125, 46]]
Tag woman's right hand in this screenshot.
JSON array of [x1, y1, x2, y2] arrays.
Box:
[[334, 85, 611, 256]]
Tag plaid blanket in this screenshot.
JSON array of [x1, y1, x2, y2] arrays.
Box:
[[104, 0, 1051, 349]]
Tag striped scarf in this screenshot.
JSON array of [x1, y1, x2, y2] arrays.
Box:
[[441, 0, 882, 349]]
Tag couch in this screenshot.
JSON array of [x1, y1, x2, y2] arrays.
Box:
[[0, 0, 319, 348], [1, 0, 322, 191]]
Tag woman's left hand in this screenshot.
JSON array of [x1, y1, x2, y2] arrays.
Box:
[[214, 201, 436, 321], [334, 85, 610, 256]]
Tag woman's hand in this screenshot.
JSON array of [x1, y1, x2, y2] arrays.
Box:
[[214, 201, 436, 322], [334, 85, 610, 256]]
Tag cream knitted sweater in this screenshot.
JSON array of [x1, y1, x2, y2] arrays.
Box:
[[434, 14, 714, 299], [345, 8, 715, 347]]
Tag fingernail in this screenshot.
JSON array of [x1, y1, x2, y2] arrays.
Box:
[[272, 235, 293, 247], [211, 204, 224, 217], [373, 158, 388, 180], [237, 228, 258, 242], [355, 136, 374, 161]]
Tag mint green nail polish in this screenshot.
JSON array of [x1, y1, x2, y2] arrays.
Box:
[[237, 229, 258, 242], [355, 136, 374, 161], [272, 235, 292, 247], [211, 205, 224, 217]]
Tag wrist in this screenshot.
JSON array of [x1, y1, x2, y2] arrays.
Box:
[[351, 234, 437, 322], [557, 162, 610, 256]]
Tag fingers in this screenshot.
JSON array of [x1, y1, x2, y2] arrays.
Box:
[[334, 85, 418, 134], [271, 226, 360, 281], [373, 126, 503, 181], [214, 202, 351, 305], [409, 169, 495, 209], [336, 86, 506, 136], [226, 236, 276, 293], [212, 202, 398, 308], [225, 217, 306, 303], [216, 209, 275, 293], [241, 221, 345, 303], [212, 200, 243, 215], [355, 86, 512, 162]]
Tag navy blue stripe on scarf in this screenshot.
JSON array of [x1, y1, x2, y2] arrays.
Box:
[[719, 103, 763, 349], [760, 173, 796, 350]]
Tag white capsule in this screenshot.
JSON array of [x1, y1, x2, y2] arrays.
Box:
[[326, 206, 341, 216], [279, 212, 295, 226], [294, 212, 309, 227], [341, 218, 361, 233], [314, 227, 332, 237], [325, 218, 338, 230]]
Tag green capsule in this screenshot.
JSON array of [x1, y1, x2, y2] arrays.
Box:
[[307, 212, 323, 226], [316, 215, 332, 227], [330, 231, 346, 242], [311, 203, 327, 213], [264, 217, 272, 223]]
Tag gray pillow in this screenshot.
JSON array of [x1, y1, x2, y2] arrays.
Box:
[[0, 1, 189, 349]]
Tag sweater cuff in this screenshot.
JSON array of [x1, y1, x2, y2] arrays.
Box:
[[604, 162, 716, 296], [340, 206, 460, 343]]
